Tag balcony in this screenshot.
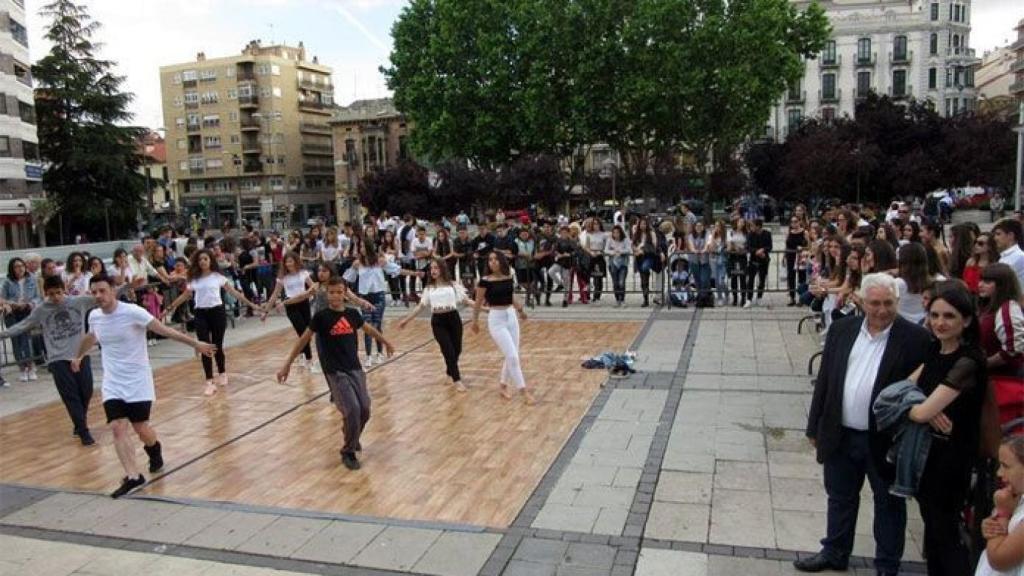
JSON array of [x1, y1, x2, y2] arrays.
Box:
[[889, 50, 913, 64], [303, 164, 334, 174], [185, 101, 199, 110], [1011, 60, 1024, 73], [853, 52, 876, 67], [189, 167, 204, 175], [301, 143, 334, 155], [240, 118, 260, 131], [889, 84, 914, 100], [785, 89, 805, 104], [299, 122, 332, 134], [298, 99, 331, 114], [242, 163, 263, 174], [238, 95, 259, 108], [819, 88, 841, 104], [947, 46, 977, 58], [299, 79, 334, 92], [1010, 80, 1024, 94], [183, 79, 197, 88], [241, 142, 262, 154], [818, 54, 841, 69]]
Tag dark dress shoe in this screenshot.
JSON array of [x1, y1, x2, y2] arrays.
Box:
[[793, 552, 848, 572]]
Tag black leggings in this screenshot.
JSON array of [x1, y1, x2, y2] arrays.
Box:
[[785, 254, 806, 301], [728, 254, 748, 304], [194, 305, 227, 379], [431, 310, 463, 382], [285, 302, 313, 360]]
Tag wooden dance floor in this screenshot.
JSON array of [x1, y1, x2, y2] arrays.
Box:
[[0, 319, 641, 527]]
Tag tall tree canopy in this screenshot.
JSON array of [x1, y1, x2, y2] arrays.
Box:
[[383, 0, 830, 201], [33, 0, 145, 240]]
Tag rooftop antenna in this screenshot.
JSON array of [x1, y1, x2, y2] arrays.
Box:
[[268, 23, 275, 45]]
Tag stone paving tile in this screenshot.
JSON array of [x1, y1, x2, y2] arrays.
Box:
[[289, 520, 385, 565], [653, 472, 712, 505], [635, 548, 707, 576], [46, 495, 133, 533], [234, 515, 331, 558], [87, 500, 184, 538], [645, 501, 710, 542], [349, 525, 442, 571], [505, 560, 558, 576], [0, 485, 51, 519], [133, 504, 229, 544], [413, 531, 502, 576], [710, 489, 775, 548], [766, 450, 822, 481], [770, 477, 828, 513], [183, 510, 279, 551], [0, 492, 97, 530], [532, 503, 601, 533], [713, 462, 769, 492]]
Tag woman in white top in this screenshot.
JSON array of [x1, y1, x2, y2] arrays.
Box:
[[976, 436, 1024, 576], [397, 258, 475, 392], [343, 240, 420, 367], [896, 243, 932, 325], [726, 219, 748, 306], [264, 252, 317, 369], [320, 227, 342, 272], [604, 225, 632, 307], [62, 252, 90, 296], [165, 249, 258, 396]]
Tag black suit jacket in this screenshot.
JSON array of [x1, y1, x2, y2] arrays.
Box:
[[806, 315, 932, 473]]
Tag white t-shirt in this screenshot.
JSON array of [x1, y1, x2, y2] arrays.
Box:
[[188, 273, 229, 309], [895, 277, 925, 324], [321, 244, 341, 262], [88, 303, 156, 402], [278, 270, 311, 299], [410, 237, 434, 268]]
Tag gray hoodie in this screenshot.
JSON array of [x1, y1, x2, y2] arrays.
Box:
[[0, 296, 95, 364]]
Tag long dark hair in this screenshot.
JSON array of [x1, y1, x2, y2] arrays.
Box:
[[928, 283, 983, 352], [425, 257, 453, 287], [980, 263, 1023, 314], [6, 257, 25, 281], [948, 223, 975, 280], [898, 242, 930, 294], [279, 251, 302, 277], [66, 251, 85, 273], [187, 249, 220, 280], [487, 250, 511, 276], [866, 240, 897, 273], [360, 239, 379, 266]]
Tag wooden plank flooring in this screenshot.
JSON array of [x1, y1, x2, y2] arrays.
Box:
[[0, 318, 640, 528]]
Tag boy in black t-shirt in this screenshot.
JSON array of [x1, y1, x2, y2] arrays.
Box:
[[276, 278, 394, 470]]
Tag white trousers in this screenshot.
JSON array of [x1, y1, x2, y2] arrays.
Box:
[[487, 308, 525, 389]]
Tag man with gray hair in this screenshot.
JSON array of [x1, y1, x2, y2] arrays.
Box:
[[796, 273, 931, 576]]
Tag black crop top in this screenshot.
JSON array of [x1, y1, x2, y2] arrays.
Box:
[[479, 277, 514, 306]]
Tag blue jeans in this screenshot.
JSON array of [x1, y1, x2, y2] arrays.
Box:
[[822, 429, 906, 573], [363, 292, 385, 355], [5, 310, 32, 366], [710, 257, 727, 300], [609, 263, 628, 303], [692, 261, 711, 298]]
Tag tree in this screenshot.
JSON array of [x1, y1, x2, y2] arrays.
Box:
[[357, 161, 432, 217], [33, 0, 145, 241]]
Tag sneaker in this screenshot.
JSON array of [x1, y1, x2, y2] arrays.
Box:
[[18, 370, 28, 382], [743, 300, 753, 309], [297, 357, 307, 369], [364, 355, 375, 368], [561, 300, 568, 308], [110, 475, 145, 498], [203, 381, 218, 396], [341, 451, 361, 470], [144, 441, 164, 473], [310, 363, 322, 374], [374, 353, 384, 365], [1, 377, 8, 387], [27, 368, 38, 381], [217, 373, 228, 387], [79, 430, 96, 446]]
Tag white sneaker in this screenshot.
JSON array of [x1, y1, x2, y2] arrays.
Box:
[[297, 357, 307, 369], [18, 370, 29, 382], [28, 368, 37, 381], [374, 353, 384, 365], [743, 300, 753, 309], [364, 355, 374, 368], [310, 363, 322, 374], [1, 378, 8, 387]]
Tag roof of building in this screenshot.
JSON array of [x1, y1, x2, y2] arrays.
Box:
[[137, 132, 166, 164], [331, 98, 402, 124]]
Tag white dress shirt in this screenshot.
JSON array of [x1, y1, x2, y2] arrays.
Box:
[[999, 244, 1024, 289], [841, 320, 892, 430]]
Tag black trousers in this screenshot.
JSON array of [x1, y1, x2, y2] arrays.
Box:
[[49, 357, 93, 434], [285, 302, 313, 360], [194, 306, 227, 379], [431, 311, 463, 382], [728, 254, 748, 303], [745, 257, 769, 301], [785, 254, 806, 301], [916, 439, 972, 576], [821, 428, 906, 573]]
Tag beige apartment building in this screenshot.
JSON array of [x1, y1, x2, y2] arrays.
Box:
[[330, 98, 410, 224], [160, 40, 335, 229]]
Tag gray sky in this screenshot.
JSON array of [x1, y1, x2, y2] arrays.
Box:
[[972, 0, 1022, 54]]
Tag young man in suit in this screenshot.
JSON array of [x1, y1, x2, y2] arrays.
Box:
[[798, 273, 932, 576]]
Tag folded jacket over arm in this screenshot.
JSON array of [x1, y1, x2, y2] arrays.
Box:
[[873, 379, 932, 498]]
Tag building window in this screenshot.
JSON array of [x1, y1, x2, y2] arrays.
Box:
[[173, 73, 182, 84], [271, 64, 281, 76], [272, 87, 282, 98], [945, 67, 953, 87], [189, 157, 204, 170], [270, 177, 284, 189], [927, 67, 937, 89], [821, 40, 836, 64], [230, 134, 241, 144], [179, 161, 188, 171], [822, 73, 836, 100], [22, 141, 38, 161], [227, 89, 237, 99], [226, 66, 235, 77], [857, 38, 872, 63], [787, 109, 802, 133], [182, 70, 198, 82], [200, 70, 217, 81], [206, 158, 223, 169], [0, 94, 6, 115], [176, 139, 186, 150], [965, 67, 975, 87], [930, 33, 938, 55], [13, 63, 31, 86], [204, 136, 222, 148], [857, 71, 871, 97], [200, 91, 218, 104], [184, 92, 199, 104], [229, 111, 239, 122], [18, 101, 35, 124], [892, 69, 907, 96], [0, 137, 11, 157], [399, 136, 409, 160], [931, 2, 939, 20], [893, 35, 907, 61], [821, 108, 836, 123], [173, 96, 183, 108], [202, 114, 220, 128], [260, 87, 271, 98], [8, 18, 28, 47]]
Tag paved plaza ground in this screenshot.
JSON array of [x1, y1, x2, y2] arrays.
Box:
[[0, 246, 930, 575]]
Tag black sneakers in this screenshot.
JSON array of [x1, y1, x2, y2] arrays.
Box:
[[144, 441, 164, 473], [110, 475, 145, 498], [79, 430, 96, 446], [341, 451, 361, 470]]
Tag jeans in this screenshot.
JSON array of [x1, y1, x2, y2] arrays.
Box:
[[5, 309, 32, 366], [711, 257, 728, 301], [362, 292, 386, 355], [325, 369, 370, 454], [610, 262, 628, 303], [728, 254, 747, 304], [692, 261, 711, 299], [821, 428, 906, 573]]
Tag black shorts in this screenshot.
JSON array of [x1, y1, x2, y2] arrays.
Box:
[[103, 399, 152, 423]]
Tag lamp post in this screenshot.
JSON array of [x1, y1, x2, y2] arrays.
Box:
[[225, 151, 242, 228], [103, 198, 112, 241], [601, 157, 618, 211]]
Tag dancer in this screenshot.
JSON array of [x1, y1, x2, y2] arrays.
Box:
[[281, 262, 374, 316], [343, 240, 420, 367], [164, 249, 259, 396], [397, 259, 475, 392], [471, 251, 535, 404], [72, 274, 215, 498], [276, 278, 394, 470], [264, 252, 317, 370]]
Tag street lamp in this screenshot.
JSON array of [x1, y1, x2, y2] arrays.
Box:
[[601, 157, 618, 206], [224, 151, 242, 227]]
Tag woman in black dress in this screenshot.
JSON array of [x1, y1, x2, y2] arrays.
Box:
[[906, 283, 988, 576]]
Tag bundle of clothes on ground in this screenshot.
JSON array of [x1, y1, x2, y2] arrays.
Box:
[[581, 351, 637, 377]]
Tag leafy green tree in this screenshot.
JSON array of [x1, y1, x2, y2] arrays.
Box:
[[33, 0, 146, 240]]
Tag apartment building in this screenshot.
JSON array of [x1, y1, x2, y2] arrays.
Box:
[[330, 98, 410, 224], [767, 0, 980, 140], [160, 40, 335, 228], [0, 0, 43, 249]]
